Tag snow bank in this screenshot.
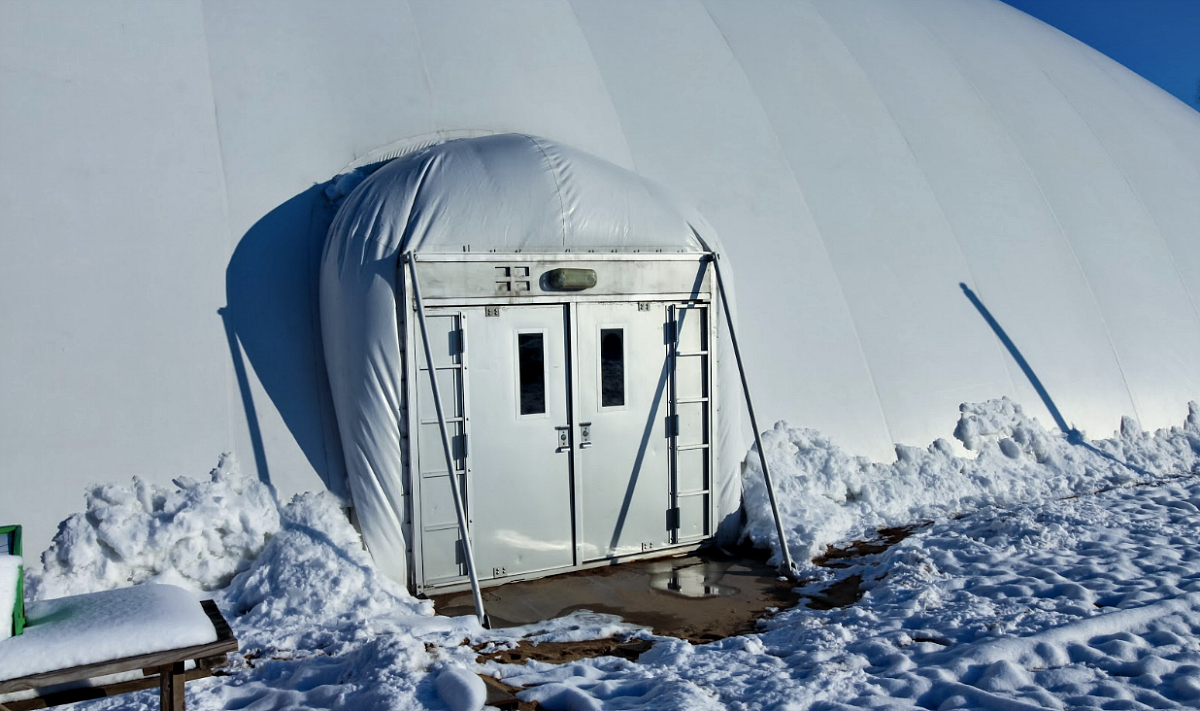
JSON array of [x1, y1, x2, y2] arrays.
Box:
[[23, 456, 489, 709], [193, 490, 491, 711], [0, 583, 216, 681], [32, 454, 280, 599], [220, 491, 436, 654], [0, 556, 18, 641], [743, 398, 1200, 566], [16, 398, 1200, 711]]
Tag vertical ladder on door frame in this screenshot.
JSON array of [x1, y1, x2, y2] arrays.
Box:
[[667, 303, 713, 544]]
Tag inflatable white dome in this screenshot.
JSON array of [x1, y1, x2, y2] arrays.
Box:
[[2, 0, 1197, 558]]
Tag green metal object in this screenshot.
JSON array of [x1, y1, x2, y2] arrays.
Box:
[[1, 524, 24, 636], [546, 267, 597, 291]]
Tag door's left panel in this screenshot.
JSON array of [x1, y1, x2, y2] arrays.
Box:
[[467, 305, 576, 582], [413, 311, 471, 588]]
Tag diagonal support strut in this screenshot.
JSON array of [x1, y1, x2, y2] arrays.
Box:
[[406, 254, 489, 627]]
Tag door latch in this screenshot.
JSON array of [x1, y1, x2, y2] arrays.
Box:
[[556, 426, 570, 452], [579, 422, 592, 449]]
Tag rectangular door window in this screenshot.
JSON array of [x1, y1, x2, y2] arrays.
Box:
[[600, 328, 625, 408], [517, 332, 546, 415]]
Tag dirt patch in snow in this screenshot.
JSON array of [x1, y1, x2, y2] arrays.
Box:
[[814, 523, 929, 568], [478, 637, 654, 666], [805, 523, 928, 609]]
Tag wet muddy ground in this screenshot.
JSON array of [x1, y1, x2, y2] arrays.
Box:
[[432, 543, 798, 643], [434, 528, 926, 709]]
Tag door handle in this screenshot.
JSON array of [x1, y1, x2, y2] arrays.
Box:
[[579, 422, 592, 449], [556, 426, 570, 452]]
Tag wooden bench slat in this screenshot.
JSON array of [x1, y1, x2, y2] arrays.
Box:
[[0, 600, 238, 695], [0, 665, 221, 711]]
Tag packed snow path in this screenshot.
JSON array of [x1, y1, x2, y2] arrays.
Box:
[[16, 398, 1200, 710]]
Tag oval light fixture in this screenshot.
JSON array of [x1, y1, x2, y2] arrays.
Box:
[[546, 268, 597, 291]]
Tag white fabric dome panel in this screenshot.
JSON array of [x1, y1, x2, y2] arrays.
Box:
[[2, 0, 1197, 556]]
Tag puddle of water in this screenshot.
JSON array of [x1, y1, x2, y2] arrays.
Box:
[[646, 559, 740, 598]]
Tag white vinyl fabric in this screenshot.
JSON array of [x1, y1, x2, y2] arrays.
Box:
[[320, 135, 745, 583], [2, 0, 1198, 557]]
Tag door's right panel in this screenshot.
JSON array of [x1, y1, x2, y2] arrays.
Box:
[[576, 302, 672, 560]]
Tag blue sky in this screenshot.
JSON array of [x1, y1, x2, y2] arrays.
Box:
[[1004, 0, 1200, 112]]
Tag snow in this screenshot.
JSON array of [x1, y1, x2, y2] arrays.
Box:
[[0, 555, 18, 641], [498, 474, 1200, 710], [0, 584, 216, 681], [33, 454, 279, 600], [743, 398, 1200, 567], [433, 665, 486, 711], [9, 398, 1200, 710]]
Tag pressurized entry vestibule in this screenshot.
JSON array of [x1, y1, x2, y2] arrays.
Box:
[[320, 134, 795, 616], [403, 253, 716, 594]]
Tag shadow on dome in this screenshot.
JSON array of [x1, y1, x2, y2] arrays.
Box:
[[221, 185, 346, 495]]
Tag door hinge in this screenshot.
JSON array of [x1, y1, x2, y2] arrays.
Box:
[[666, 507, 681, 531]]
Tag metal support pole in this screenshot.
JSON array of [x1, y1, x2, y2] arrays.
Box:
[[406, 255, 489, 627], [711, 255, 799, 579]]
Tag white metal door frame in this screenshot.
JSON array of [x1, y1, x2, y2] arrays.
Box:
[[402, 255, 716, 594]]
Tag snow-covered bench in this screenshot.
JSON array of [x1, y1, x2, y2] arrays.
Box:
[[0, 585, 237, 711]]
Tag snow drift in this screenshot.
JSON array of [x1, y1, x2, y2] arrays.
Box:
[[32, 455, 279, 600], [16, 398, 1200, 710], [743, 397, 1200, 567]]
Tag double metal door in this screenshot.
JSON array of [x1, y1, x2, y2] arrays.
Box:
[[413, 301, 711, 590]]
